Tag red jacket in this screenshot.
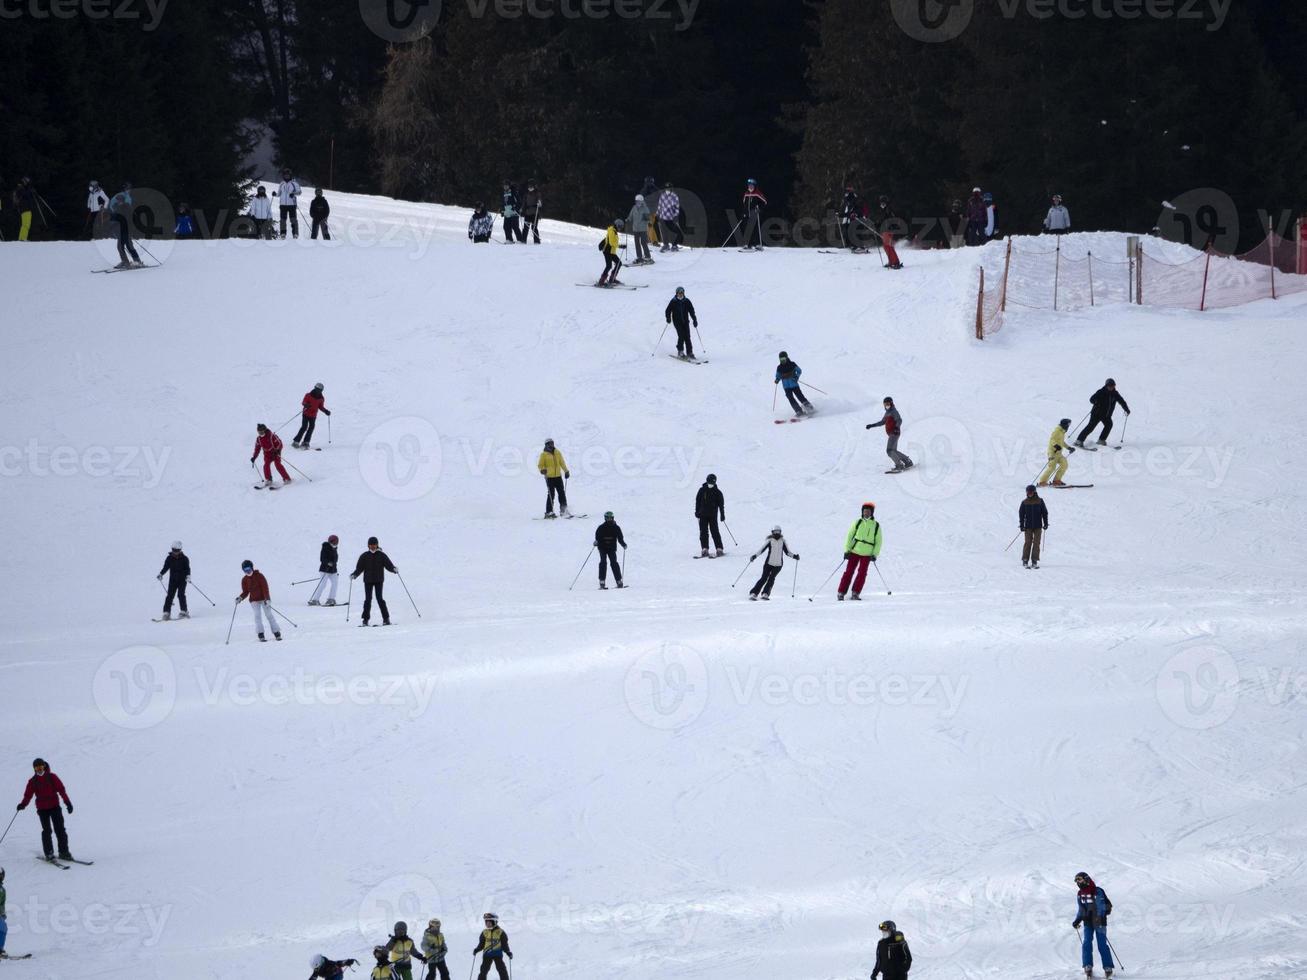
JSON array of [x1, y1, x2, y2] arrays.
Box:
[[252, 431, 283, 460], [301, 390, 328, 418], [22, 771, 71, 810], [239, 570, 271, 602]]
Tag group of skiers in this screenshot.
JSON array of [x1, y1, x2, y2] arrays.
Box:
[[839, 187, 905, 268], [1037, 379, 1131, 488], [246, 169, 331, 240], [309, 913, 509, 980]]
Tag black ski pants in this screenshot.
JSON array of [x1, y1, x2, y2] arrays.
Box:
[[602, 252, 622, 282], [698, 515, 722, 550], [598, 544, 622, 584], [362, 581, 390, 623], [783, 386, 812, 413], [311, 218, 331, 240], [504, 215, 523, 242], [660, 217, 684, 247], [111, 214, 140, 263], [743, 211, 763, 247], [280, 204, 298, 238], [477, 956, 509, 980], [751, 563, 782, 597], [39, 806, 69, 857], [673, 321, 694, 357], [425, 961, 451, 980], [294, 414, 318, 445], [545, 476, 568, 513], [1078, 412, 1114, 443], [164, 579, 188, 613], [523, 212, 541, 243]]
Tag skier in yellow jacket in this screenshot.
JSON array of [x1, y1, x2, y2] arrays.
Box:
[[1038, 418, 1074, 487], [837, 502, 883, 600], [598, 218, 625, 286], [473, 912, 512, 980], [538, 437, 571, 518]]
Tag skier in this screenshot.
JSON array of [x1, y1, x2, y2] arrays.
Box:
[[1075, 379, 1130, 447], [628, 194, 654, 265], [598, 218, 625, 286], [351, 537, 397, 626], [13, 177, 35, 241], [369, 944, 400, 980], [695, 473, 725, 557], [1044, 194, 1071, 234], [657, 182, 683, 252], [309, 953, 359, 979], [385, 920, 422, 980], [1073, 871, 1115, 978], [964, 187, 987, 246], [250, 186, 273, 239], [748, 526, 798, 600], [665, 286, 698, 360], [840, 184, 862, 248], [292, 381, 331, 449], [775, 351, 814, 418], [594, 512, 627, 590], [108, 182, 143, 267], [837, 502, 883, 601], [983, 191, 998, 241], [468, 203, 494, 243], [871, 195, 904, 269], [17, 758, 74, 862], [309, 534, 340, 606], [275, 167, 301, 239], [236, 559, 281, 641], [310, 187, 331, 240], [538, 437, 571, 518], [741, 178, 768, 249], [501, 180, 524, 243], [871, 919, 912, 980], [85, 179, 108, 239], [473, 912, 512, 980], [251, 423, 291, 487], [521, 179, 542, 244], [421, 918, 450, 980], [0, 866, 7, 959], [944, 198, 966, 248], [866, 396, 914, 472], [174, 203, 195, 239], [156, 540, 191, 620], [1037, 418, 1074, 487], [1019, 484, 1049, 569]]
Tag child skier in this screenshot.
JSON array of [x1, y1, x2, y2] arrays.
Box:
[[156, 540, 191, 619], [309, 534, 340, 606], [657, 183, 683, 251], [369, 945, 400, 980], [1037, 418, 1074, 487], [468, 203, 493, 243], [351, 537, 398, 626], [538, 438, 571, 518], [873, 195, 904, 269], [236, 559, 281, 641], [837, 502, 883, 600], [17, 758, 74, 862], [665, 286, 698, 360], [1072, 871, 1115, 978], [309, 187, 331, 240], [594, 512, 627, 590], [1019, 485, 1049, 568], [309, 953, 359, 979], [251, 423, 291, 487], [473, 912, 512, 980], [598, 218, 625, 286], [421, 918, 450, 980], [871, 919, 912, 980], [866, 396, 914, 472], [385, 920, 422, 980], [775, 351, 814, 417], [293, 381, 331, 449], [695, 473, 725, 557], [174, 203, 195, 239], [748, 526, 798, 600]]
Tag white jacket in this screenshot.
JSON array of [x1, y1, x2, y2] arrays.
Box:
[[276, 179, 301, 205], [87, 188, 108, 212], [1044, 204, 1071, 231], [985, 204, 996, 238], [250, 194, 273, 219], [755, 535, 793, 567]]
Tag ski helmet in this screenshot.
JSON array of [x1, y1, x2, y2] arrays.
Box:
[[1106, 378, 1116, 387], [257, 423, 268, 432], [665, 181, 673, 189], [367, 536, 379, 547], [313, 381, 324, 390], [1025, 484, 1037, 494], [706, 473, 716, 484], [614, 218, 625, 229], [0, 866, 5, 884], [241, 560, 253, 572], [328, 534, 339, 544], [878, 194, 889, 205], [311, 954, 326, 968], [429, 917, 442, 929], [1075, 871, 1091, 883], [171, 540, 183, 550], [746, 178, 757, 186], [771, 526, 782, 535], [635, 194, 645, 203], [484, 912, 499, 923], [861, 502, 876, 515], [394, 921, 408, 937], [879, 919, 897, 933], [604, 511, 614, 519], [972, 186, 982, 193], [1059, 418, 1072, 429], [33, 758, 48, 770], [373, 946, 388, 960], [1053, 194, 1063, 203], [476, 201, 485, 211], [282, 167, 291, 176], [778, 351, 789, 360], [502, 179, 511, 188], [527, 179, 537, 187], [883, 396, 894, 404], [675, 286, 685, 295]]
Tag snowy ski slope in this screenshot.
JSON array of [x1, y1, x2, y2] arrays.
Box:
[[1, 190, 1305, 980]]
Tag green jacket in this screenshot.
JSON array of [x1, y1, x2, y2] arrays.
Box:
[[844, 517, 883, 557]]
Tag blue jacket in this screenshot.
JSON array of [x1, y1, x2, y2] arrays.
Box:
[[1075, 887, 1112, 927], [175, 215, 194, 236], [775, 360, 802, 390]]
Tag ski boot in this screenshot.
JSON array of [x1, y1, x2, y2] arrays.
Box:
[[292, 440, 301, 449], [308, 599, 321, 606], [274, 632, 283, 640], [382, 619, 391, 626], [760, 594, 770, 601], [114, 260, 131, 270], [837, 593, 846, 601], [1104, 970, 1113, 979], [793, 411, 805, 419], [1023, 560, 1029, 568], [1031, 560, 1039, 569], [160, 612, 171, 621], [748, 594, 758, 601], [257, 633, 267, 642], [609, 278, 624, 286], [615, 582, 626, 589], [561, 506, 571, 517], [850, 593, 862, 601], [544, 511, 557, 519], [1097, 437, 1108, 446], [58, 850, 73, 861], [888, 466, 905, 473], [179, 611, 189, 619], [701, 548, 710, 558], [1052, 479, 1066, 487], [324, 599, 336, 607], [599, 582, 608, 590], [715, 549, 725, 557], [1074, 439, 1086, 448], [1084, 968, 1093, 978], [903, 460, 915, 469]]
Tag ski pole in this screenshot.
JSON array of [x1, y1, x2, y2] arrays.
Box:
[[188, 580, 216, 606], [798, 381, 829, 395], [693, 322, 708, 356], [268, 602, 299, 628], [274, 410, 300, 434], [345, 575, 354, 620], [791, 557, 799, 598], [292, 577, 322, 586], [0, 808, 19, 846], [1106, 936, 1124, 970], [467, 958, 475, 980], [568, 546, 595, 591], [720, 216, 745, 248], [807, 558, 844, 602], [224, 599, 239, 645], [732, 555, 755, 588], [283, 458, 313, 481], [1115, 413, 1129, 449], [327, 413, 332, 445], [396, 571, 422, 617], [651, 322, 670, 356], [1004, 530, 1021, 552], [721, 520, 738, 546], [621, 546, 627, 580], [772, 384, 778, 412], [871, 558, 893, 595], [137, 240, 162, 266]]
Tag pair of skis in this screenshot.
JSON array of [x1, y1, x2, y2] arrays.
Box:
[[577, 282, 648, 291], [38, 854, 95, 870], [533, 513, 588, 521], [91, 263, 160, 274], [668, 354, 708, 365]]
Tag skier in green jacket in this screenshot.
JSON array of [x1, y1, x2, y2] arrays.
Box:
[[837, 502, 883, 600]]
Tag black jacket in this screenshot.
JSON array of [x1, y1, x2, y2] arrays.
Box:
[[1089, 385, 1129, 417], [874, 203, 901, 235], [841, 191, 861, 220], [352, 549, 396, 584], [695, 484, 724, 520], [521, 189, 542, 218], [665, 296, 698, 329], [159, 551, 190, 584], [594, 520, 626, 549], [309, 196, 330, 219], [1019, 495, 1049, 531], [319, 541, 338, 574], [872, 931, 912, 979]]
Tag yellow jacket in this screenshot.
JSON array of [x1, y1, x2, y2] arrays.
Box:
[[538, 448, 569, 478], [605, 225, 620, 253], [1047, 425, 1069, 458], [844, 517, 883, 557]]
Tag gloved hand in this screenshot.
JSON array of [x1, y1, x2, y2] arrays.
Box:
[[323, 409, 331, 416], [507, 953, 513, 960], [392, 566, 399, 572], [539, 469, 547, 476], [866, 424, 873, 429], [621, 544, 627, 550], [774, 379, 779, 385], [235, 596, 245, 604], [1068, 446, 1076, 454], [1072, 919, 1082, 929], [793, 554, 800, 560], [844, 552, 853, 560], [565, 472, 570, 479], [749, 555, 757, 562], [66, 803, 73, 814], [157, 574, 163, 582], [250, 456, 256, 464], [870, 555, 877, 562], [16, 803, 25, 811]]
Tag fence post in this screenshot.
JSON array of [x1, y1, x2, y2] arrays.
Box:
[[975, 266, 985, 340], [1199, 248, 1212, 312], [1000, 239, 1012, 312], [1136, 243, 1144, 305]]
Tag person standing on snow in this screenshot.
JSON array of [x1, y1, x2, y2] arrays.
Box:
[[837, 502, 883, 601], [657, 183, 683, 252], [594, 512, 627, 590], [1076, 379, 1130, 447], [0, 866, 8, 959], [251, 423, 291, 487], [871, 919, 913, 980], [421, 918, 450, 980], [17, 758, 74, 862], [501, 180, 524, 243], [174, 203, 196, 239], [598, 218, 625, 286], [665, 286, 699, 360], [13, 177, 36, 242], [775, 351, 814, 417], [385, 921, 422, 980], [249, 186, 274, 239], [983, 191, 998, 241], [369, 945, 400, 980], [1073, 871, 1115, 978], [538, 438, 571, 518], [108, 182, 143, 267], [468, 203, 494, 243], [309, 534, 340, 606], [748, 526, 798, 600], [473, 912, 512, 980], [157, 540, 191, 620], [1037, 418, 1075, 487], [1044, 194, 1071, 234], [309, 953, 359, 979], [275, 167, 302, 239], [628, 194, 654, 265], [309, 187, 331, 240], [521, 179, 543, 244], [695, 473, 725, 557], [873, 195, 904, 269], [351, 537, 397, 626], [236, 559, 281, 641], [741, 178, 768, 249], [1018, 484, 1049, 569], [866, 396, 915, 472], [839, 184, 862, 248], [640, 175, 660, 245], [292, 381, 331, 449], [85, 180, 108, 239]]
